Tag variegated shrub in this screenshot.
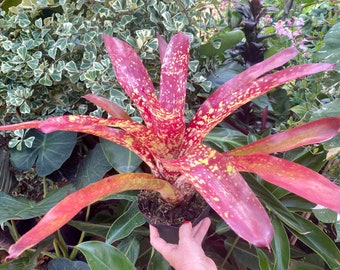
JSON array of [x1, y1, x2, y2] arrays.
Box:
[[1, 32, 340, 259]]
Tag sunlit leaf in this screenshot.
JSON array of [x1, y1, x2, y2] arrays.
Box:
[[77, 241, 136, 270], [106, 201, 145, 244]]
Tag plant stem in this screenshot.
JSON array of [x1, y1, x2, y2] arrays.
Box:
[[221, 236, 239, 268], [69, 205, 91, 260], [9, 220, 20, 241], [42, 176, 47, 199]]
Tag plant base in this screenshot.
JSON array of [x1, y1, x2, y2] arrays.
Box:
[[138, 190, 210, 244]]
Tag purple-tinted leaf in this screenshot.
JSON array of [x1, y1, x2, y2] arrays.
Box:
[[230, 154, 340, 212], [163, 145, 273, 248], [83, 94, 131, 120], [229, 117, 340, 156], [6, 173, 180, 259], [183, 62, 335, 153]]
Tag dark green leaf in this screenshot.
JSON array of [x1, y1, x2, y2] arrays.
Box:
[[74, 143, 112, 189], [0, 185, 74, 225], [10, 130, 77, 176], [100, 139, 143, 173], [0, 149, 17, 193], [48, 258, 90, 270], [288, 213, 340, 269], [204, 127, 248, 152], [312, 207, 337, 223], [106, 201, 145, 244], [271, 216, 289, 270], [256, 248, 272, 270], [117, 235, 140, 264], [68, 220, 111, 238], [77, 241, 136, 270]]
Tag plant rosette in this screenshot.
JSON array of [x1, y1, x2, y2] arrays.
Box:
[[1, 32, 340, 260]]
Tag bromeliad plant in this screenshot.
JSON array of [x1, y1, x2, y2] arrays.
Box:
[[1, 32, 340, 259]]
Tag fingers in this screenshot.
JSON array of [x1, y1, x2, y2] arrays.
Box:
[[149, 225, 166, 248], [192, 217, 211, 244], [178, 221, 193, 242]]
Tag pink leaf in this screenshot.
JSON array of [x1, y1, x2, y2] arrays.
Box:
[[103, 34, 162, 129], [0, 120, 41, 131], [183, 62, 335, 153], [6, 173, 180, 260], [103, 34, 186, 155], [229, 117, 340, 156], [159, 33, 189, 118], [230, 154, 340, 212], [83, 94, 132, 120], [163, 145, 273, 248]]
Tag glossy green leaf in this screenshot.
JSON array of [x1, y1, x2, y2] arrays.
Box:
[[199, 29, 245, 57], [256, 248, 272, 270], [204, 126, 248, 152], [10, 129, 77, 176], [271, 216, 290, 270], [48, 258, 90, 270], [312, 207, 337, 223], [117, 235, 140, 264], [77, 241, 136, 270], [106, 201, 145, 244], [0, 185, 74, 225], [147, 250, 171, 270], [288, 213, 340, 268], [100, 139, 143, 173]]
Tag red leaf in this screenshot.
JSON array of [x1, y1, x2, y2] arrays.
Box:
[[83, 94, 132, 121], [103, 34, 162, 129], [229, 117, 340, 156], [163, 145, 273, 248], [159, 33, 189, 119], [230, 154, 340, 212], [6, 173, 180, 259], [103, 34, 185, 155]]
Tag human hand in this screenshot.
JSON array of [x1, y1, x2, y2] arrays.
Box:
[[149, 217, 217, 270]]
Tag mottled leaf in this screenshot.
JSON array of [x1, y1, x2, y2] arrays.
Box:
[[6, 173, 180, 259], [229, 117, 340, 156], [231, 154, 340, 212], [163, 145, 273, 248]]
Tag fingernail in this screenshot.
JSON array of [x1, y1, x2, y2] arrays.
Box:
[[184, 221, 191, 224]]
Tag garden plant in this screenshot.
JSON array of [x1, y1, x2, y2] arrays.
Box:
[[1, 0, 340, 269], [2, 29, 340, 265]]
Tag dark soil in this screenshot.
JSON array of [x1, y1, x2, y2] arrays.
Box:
[[138, 190, 208, 227]]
